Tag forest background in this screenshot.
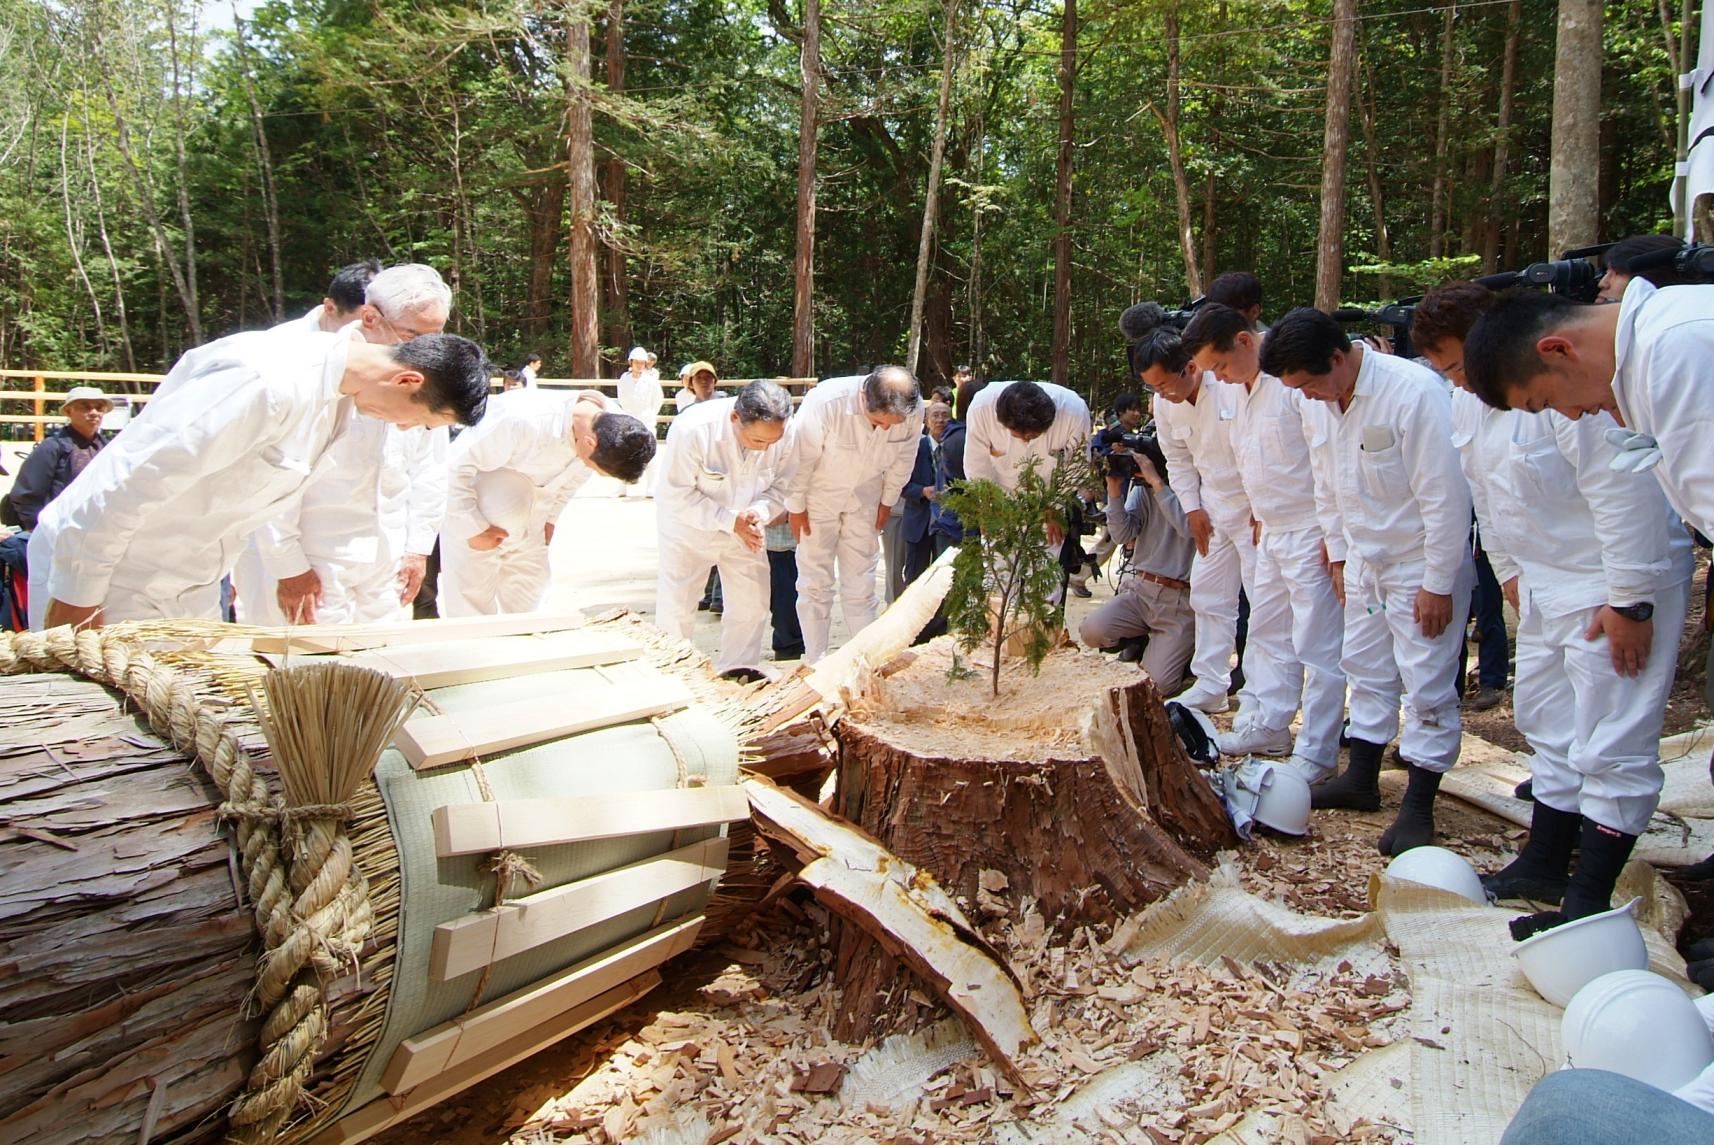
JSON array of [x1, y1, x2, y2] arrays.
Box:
[[0, 0, 1693, 405]]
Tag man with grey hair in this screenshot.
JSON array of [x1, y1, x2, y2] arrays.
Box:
[[655, 380, 795, 678], [235, 262, 456, 624], [785, 366, 924, 663]]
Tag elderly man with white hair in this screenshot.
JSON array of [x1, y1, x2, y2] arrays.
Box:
[[234, 262, 456, 625], [618, 346, 665, 497], [785, 366, 924, 663], [655, 380, 795, 678]]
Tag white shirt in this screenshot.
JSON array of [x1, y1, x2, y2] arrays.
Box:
[[1452, 387, 1688, 618], [657, 396, 792, 537], [783, 375, 924, 516], [1153, 373, 1249, 528], [1298, 347, 1472, 595], [444, 389, 612, 542], [963, 381, 1093, 494], [289, 305, 329, 333], [1610, 279, 1714, 538], [41, 330, 353, 609], [1227, 371, 1322, 535], [518, 364, 538, 388], [618, 367, 665, 424]]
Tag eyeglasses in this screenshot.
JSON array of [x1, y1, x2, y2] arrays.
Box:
[[373, 306, 440, 343]]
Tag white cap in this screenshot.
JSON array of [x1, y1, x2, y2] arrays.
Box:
[[61, 386, 114, 411], [628, 346, 650, 361]]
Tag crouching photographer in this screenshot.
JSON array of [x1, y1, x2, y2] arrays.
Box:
[[1068, 394, 1146, 597]]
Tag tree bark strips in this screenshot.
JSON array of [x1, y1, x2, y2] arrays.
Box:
[[791, 0, 821, 379], [1050, 0, 1077, 387], [1313, 0, 1358, 312], [566, 8, 601, 379], [1549, 0, 1602, 255]]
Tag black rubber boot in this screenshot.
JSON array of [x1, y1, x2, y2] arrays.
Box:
[[1310, 737, 1385, 812], [1509, 820, 1640, 940], [1378, 763, 1443, 856], [1677, 850, 1714, 880], [1480, 800, 1581, 903]]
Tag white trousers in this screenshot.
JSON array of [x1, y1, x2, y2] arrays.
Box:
[[656, 527, 772, 673], [233, 548, 409, 626], [1514, 580, 1688, 835], [1245, 526, 1348, 767], [26, 521, 222, 628], [438, 527, 551, 616], [795, 508, 880, 664], [1340, 553, 1475, 772], [1186, 517, 1255, 696]]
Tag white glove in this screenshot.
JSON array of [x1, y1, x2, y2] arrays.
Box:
[[1604, 427, 1664, 474]]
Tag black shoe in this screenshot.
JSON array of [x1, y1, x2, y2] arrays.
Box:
[[719, 667, 766, 684], [1690, 958, 1714, 991], [1561, 819, 1640, 921], [1117, 636, 1147, 663], [1687, 936, 1714, 962], [1311, 737, 1385, 812], [773, 646, 805, 662], [1378, 763, 1444, 856], [1513, 777, 1535, 802], [1482, 800, 1580, 903], [1677, 850, 1714, 880], [697, 597, 712, 611]]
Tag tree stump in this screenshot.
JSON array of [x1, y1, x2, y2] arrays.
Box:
[[827, 641, 1235, 1039]]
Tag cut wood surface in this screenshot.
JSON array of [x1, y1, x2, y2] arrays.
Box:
[[743, 775, 1037, 1084], [397, 675, 693, 769], [313, 974, 660, 1145], [260, 630, 644, 688], [430, 837, 729, 980], [433, 786, 748, 857], [383, 915, 703, 1093], [246, 612, 587, 654]]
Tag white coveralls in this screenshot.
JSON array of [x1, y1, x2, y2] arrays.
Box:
[[1455, 389, 1691, 835], [1301, 349, 1475, 772], [785, 375, 924, 664], [439, 388, 609, 616], [654, 397, 792, 672], [617, 366, 665, 497], [27, 330, 355, 627], [1155, 373, 1256, 699], [1227, 372, 1347, 769], [963, 381, 1093, 494]]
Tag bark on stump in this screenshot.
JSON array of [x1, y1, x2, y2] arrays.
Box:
[[828, 673, 1235, 1039]]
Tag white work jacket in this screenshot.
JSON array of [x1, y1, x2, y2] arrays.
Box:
[[1453, 388, 1689, 618], [1299, 348, 1472, 595], [783, 375, 923, 516], [618, 368, 665, 424], [1610, 278, 1714, 539], [1227, 371, 1322, 535], [287, 306, 328, 334], [657, 396, 792, 537], [963, 381, 1093, 494], [444, 389, 610, 542], [41, 330, 353, 609], [1153, 373, 1250, 529]]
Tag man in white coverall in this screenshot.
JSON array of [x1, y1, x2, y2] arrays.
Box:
[[655, 380, 794, 678], [439, 388, 655, 615], [1182, 302, 1347, 782], [27, 331, 491, 630], [236, 263, 454, 624], [785, 366, 924, 664], [618, 346, 665, 497], [1415, 281, 1690, 934], [963, 380, 1093, 505], [1265, 307, 1474, 857], [282, 260, 379, 334], [1128, 314, 1253, 716]]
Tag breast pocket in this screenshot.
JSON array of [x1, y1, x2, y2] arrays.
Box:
[[1357, 427, 1410, 501], [694, 465, 729, 500], [1260, 414, 1300, 465], [1506, 432, 1574, 506]]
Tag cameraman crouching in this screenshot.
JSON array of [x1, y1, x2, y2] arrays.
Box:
[[1069, 393, 1146, 596], [1076, 441, 1196, 693]]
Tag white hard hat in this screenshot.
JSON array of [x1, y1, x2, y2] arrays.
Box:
[[1383, 846, 1490, 906], [1512, 897, 1649, 1007], [1564, 969, 1714, 1091], [628, 346, 650, 361], [1252, 765, 1311, 836], [473, 468, 536, 536]]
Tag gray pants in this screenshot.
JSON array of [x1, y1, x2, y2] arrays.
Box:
[[1077, 576, 1195, 695]]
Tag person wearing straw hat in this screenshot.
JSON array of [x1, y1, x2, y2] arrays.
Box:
[[27, 330, 491, 631], [676, 361, 722, 412], [618, 346, 665, 497], [4, 387, 115, 532]]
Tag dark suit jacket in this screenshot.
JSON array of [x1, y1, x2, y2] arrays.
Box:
[[899, 434, 936, 544]]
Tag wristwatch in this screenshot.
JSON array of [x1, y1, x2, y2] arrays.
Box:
[[1611, 602, 1654, 622]]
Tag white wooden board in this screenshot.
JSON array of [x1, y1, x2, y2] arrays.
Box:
[[258, 629, 643, 688], [246, 612, 588, 654], [432, 785, 749, 856]]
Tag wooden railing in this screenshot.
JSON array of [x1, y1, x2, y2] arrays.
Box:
[[0, 368, 819, 441]]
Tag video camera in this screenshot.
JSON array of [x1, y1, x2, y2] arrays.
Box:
[[1624, 241, 1714, 283], [1120, 297, 1207, 382], [1095, 423, 1167, 483]]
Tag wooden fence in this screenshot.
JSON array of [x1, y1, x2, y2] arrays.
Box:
[[0, 369, 819, 442]]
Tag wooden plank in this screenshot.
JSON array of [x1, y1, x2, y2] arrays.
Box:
[[310, 973, 660, 1145], [432, 785, 749, 856], [255, 630, 642, 687], [382, 915, 703, 1093], [245, 612, 588, 655], [430, 837, 728, 980], [398, 677, 694, 769]]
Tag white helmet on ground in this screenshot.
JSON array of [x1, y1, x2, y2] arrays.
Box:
[[1383, 846, 1489, 906], [1563, 969, 1714, 1091], [1511, 897, 1649, 1007], [1219, 759, 1310, 837], [474, 468, 536, 537]]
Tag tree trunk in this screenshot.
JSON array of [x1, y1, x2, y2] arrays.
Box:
[[521, 178, 567, 341], [1313, 0, 1358, 312], [968, 117, 986, 372], [907, 0, 959, 377], [1660, 0, 1697, 234], [1549, 0, 1602, 255], [566, 9, 601, 379], [163, 6, 202, 343], [1427, 4, 1455, 259], [233, 12, 283, 322], [1482, 0, 1522, 272], [791, 0, 821, 378], [58, 114, 107, 360], [1050, 0, 1076, 387], [1357, 46, 1393, 297], [1201, 168, 1217, 289], [1157, 5, 1203, 298], [826, 673, 1232, 1038], [601, 0, 632, 364]]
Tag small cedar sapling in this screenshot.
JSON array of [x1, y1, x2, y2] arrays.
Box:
[[939, 447, 1100, 696]]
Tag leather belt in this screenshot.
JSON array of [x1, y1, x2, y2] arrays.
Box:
[[1135, 570, 1190, 591]]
